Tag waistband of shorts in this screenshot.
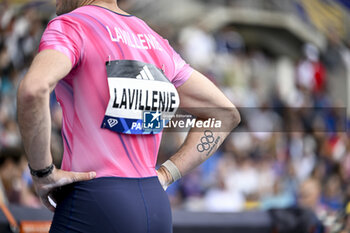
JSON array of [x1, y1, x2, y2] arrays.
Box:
[[95, 176, 158, 180], [74, 175, 160, 186]]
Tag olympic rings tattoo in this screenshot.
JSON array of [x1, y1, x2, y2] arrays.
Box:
[[197, 130, 215, 152]]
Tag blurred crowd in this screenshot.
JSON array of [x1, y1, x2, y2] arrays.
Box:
[[156, 6, 350, 233], [0, 1, 350, 232]]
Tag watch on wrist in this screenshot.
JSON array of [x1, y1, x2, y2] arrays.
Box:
[[28, 164, 54, 178]]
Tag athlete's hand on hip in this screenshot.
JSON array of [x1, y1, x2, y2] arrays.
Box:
[[32, 167, 96, 212], [156, 166, 173, 191]]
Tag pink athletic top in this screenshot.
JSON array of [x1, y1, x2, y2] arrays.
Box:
[[39, 5, 193, 178]]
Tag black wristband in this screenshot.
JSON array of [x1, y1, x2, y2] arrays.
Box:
[[28, 164, 54, 178]]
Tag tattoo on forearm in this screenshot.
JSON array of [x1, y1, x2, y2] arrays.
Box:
[[196, 130, 221, 156]]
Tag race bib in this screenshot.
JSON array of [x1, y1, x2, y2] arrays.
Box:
[[101, 60, 179, 134]]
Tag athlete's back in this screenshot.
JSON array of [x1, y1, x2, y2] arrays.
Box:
[[39, 5, 193, 178]]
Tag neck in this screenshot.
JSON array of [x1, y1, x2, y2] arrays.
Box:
[[82, 0, 129, 15], [80, 0, 96, 6]]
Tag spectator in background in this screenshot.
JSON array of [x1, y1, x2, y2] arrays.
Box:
[[260, 179, 295, 210], [321, 175, 344, 212], [296, 43, 325, 94], [298, 178, 322, 212], [297, 179, 325, 233], [179, 21, 216, 70], [204, 152, 245, 212]]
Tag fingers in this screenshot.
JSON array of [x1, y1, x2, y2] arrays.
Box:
[[49, 170, 96, 188], [40, 194, 55, 212], [156, 170, 169, 191], [69, 171, 96, 183], [33, 169, 96, 211], [48, 193, 57, 208], [32, 169, 97, 212], [161, 184, 169, 191]]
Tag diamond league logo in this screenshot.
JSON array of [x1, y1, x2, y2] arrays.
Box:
[[107, 118, 118, 128]]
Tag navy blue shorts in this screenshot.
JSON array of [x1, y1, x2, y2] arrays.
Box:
[[49, 177, 172, 233]]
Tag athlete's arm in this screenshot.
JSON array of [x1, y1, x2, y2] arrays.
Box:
[[17, 50, 96, 211], [157, 70, 240, 187]]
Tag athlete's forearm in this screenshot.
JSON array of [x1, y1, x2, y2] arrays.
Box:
[[17, 81, 53, 170], [17, 51, 72, 170], [165, 108, 240, 181], [170, 130, 227, 176]]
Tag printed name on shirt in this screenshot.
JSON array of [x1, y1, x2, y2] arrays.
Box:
[[113, 88, 177, 112], [106, 26, 163, 51]]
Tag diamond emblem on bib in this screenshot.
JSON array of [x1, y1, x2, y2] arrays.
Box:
[[107, 118, 118, 128]]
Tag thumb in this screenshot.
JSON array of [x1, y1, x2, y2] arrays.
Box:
[[156, 170, 168, 191], [70, 171, 96, 183]]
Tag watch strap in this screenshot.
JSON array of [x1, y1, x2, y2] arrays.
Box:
[[28, 164, 54, 178]]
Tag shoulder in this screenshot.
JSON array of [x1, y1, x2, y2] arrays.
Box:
[[47, 6, 92, 26], [46, 9, 87, 33]]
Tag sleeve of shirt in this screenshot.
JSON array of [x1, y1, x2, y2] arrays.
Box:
[[39, 16, 83, 68], [170, 47, 194, 88]]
